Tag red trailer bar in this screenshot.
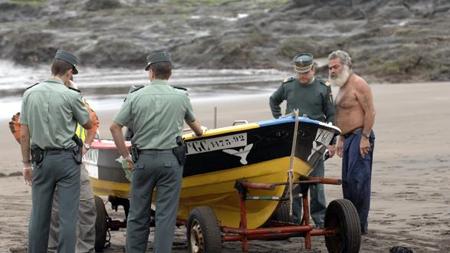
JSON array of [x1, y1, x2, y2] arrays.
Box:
[[230, 177, 343, 252]]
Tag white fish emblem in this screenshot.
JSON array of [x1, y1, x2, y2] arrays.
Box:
[[223, 144, 253, 165]]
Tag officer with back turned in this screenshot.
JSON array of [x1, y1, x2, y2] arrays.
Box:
[[269, 52, 335, 228], [20, 49, 92, 253], [110, 50, 204, 252]]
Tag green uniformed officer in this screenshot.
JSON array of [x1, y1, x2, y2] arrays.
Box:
[[48, 81, 99, 253], [269, 52, 336, 227], [20, 49, 92, 253], [110, 50, 204, 253]]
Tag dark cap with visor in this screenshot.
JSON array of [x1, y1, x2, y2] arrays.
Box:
[[293, 53, 314, 73], [54, 49, 79, 74], [145, 50, 172, 71]]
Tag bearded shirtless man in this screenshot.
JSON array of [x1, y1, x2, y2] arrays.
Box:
[[328, 50, 376, 235]]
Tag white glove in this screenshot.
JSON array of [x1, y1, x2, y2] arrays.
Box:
[[193, 126, 208, 137]]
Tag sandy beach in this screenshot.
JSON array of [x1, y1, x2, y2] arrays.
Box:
[[1, 82, 450, 252]]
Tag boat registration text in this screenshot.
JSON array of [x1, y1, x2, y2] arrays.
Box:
[[187, 133, 247, 155]]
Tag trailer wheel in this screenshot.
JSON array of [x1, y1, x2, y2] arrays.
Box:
[[272, 201, 294, 223], [94, 195, 108, 252], [324, 199, 361, 253], [187, 207, 222, 253]]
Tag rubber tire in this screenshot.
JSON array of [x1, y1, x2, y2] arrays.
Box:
[[324, 199, 361, 253], [187, 207, 222, 253], [272, 201, 295, 223], [94, 195, 108, 252]]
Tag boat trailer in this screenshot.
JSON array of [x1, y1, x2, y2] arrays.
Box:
[[184, 176, 361, 253], [95, 176, 361, 252]]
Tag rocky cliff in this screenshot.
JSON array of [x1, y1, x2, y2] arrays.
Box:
[[0, 0, 449, 82]]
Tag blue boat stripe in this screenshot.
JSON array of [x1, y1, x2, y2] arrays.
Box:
[[258, 116, 320, 127]]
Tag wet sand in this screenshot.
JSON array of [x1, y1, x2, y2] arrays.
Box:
[[2, 82, 450, 252]]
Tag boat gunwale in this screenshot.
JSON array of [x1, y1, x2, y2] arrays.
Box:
[[90, 116, 341, 150]]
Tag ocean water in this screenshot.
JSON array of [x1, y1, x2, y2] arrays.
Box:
[[0, 60, 288, 120]]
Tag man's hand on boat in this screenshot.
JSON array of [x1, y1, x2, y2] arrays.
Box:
[[199, 126, 208, 135], [123, 155, 134, 171], [110, 122, 135, 170], [186, 120, 206, 137], [327, 145, 336, 158]]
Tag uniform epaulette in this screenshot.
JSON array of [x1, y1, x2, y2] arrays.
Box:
[[282, 77, 295, 84], [171, 85, 187, 91], [129, 85, 144, 94], [25, 82, 40, 90], [319, 79, 331, 87], [124, 85, 144, 102], [68, 86, 81, 93]]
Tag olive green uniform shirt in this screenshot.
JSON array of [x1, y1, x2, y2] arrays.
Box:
[[114, 79, 196, 150], [269, 77, 335, 123], [20, 79, 90, 149]]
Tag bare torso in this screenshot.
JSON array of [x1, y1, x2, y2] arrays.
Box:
[[335, 74, 372, 134]]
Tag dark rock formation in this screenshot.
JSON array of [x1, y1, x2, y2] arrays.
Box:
[[84, 0, 121, 12], [0, 0, 449, 82], [0, 30, 57, 65]]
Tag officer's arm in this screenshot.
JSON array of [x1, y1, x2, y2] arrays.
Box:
[[184, 95, 204, 136], [123, 89, 140, 141], [110, 122, 131, 159], [321, 86, 337, 146], [71, 94, 93, 130], [19, 124, 32, 185], [187, 120, 204, 136], [269, 85, 285, 119], [85, 102, 99, 133], [82, 119, 93, 130], [20, 124, 31, 163], [324, 86, 336, 124], [84, 115, 97, 151], [84, 103, 99, 146]]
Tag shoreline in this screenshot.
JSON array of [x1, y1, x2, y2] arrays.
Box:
[[1, 81, 450, 252]]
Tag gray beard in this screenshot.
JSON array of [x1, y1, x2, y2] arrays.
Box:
[[330, 66, 351, 87]]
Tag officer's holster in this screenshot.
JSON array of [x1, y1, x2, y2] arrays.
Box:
[[72, 135, 83, 164], [131, 145, 139, 163], [172, 136, 187, 166], [30, 146, 45, 165]]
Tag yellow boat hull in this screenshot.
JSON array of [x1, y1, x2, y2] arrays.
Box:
[[179, 157, 310, 229], [87, 116, 340, 229], [90, 156, 310, 229]]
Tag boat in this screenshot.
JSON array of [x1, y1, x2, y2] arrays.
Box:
[[85, 116, 340, 230]]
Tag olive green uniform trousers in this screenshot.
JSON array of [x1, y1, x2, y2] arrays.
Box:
[[48, 164, 96, 253], [126, 150, 183, 253], [28, 150, 80, 253]]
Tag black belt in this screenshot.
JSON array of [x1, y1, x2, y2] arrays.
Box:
[[44, 148, 76, 154], [342, 128, 362, 139], [139, 149, 173, 154]]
